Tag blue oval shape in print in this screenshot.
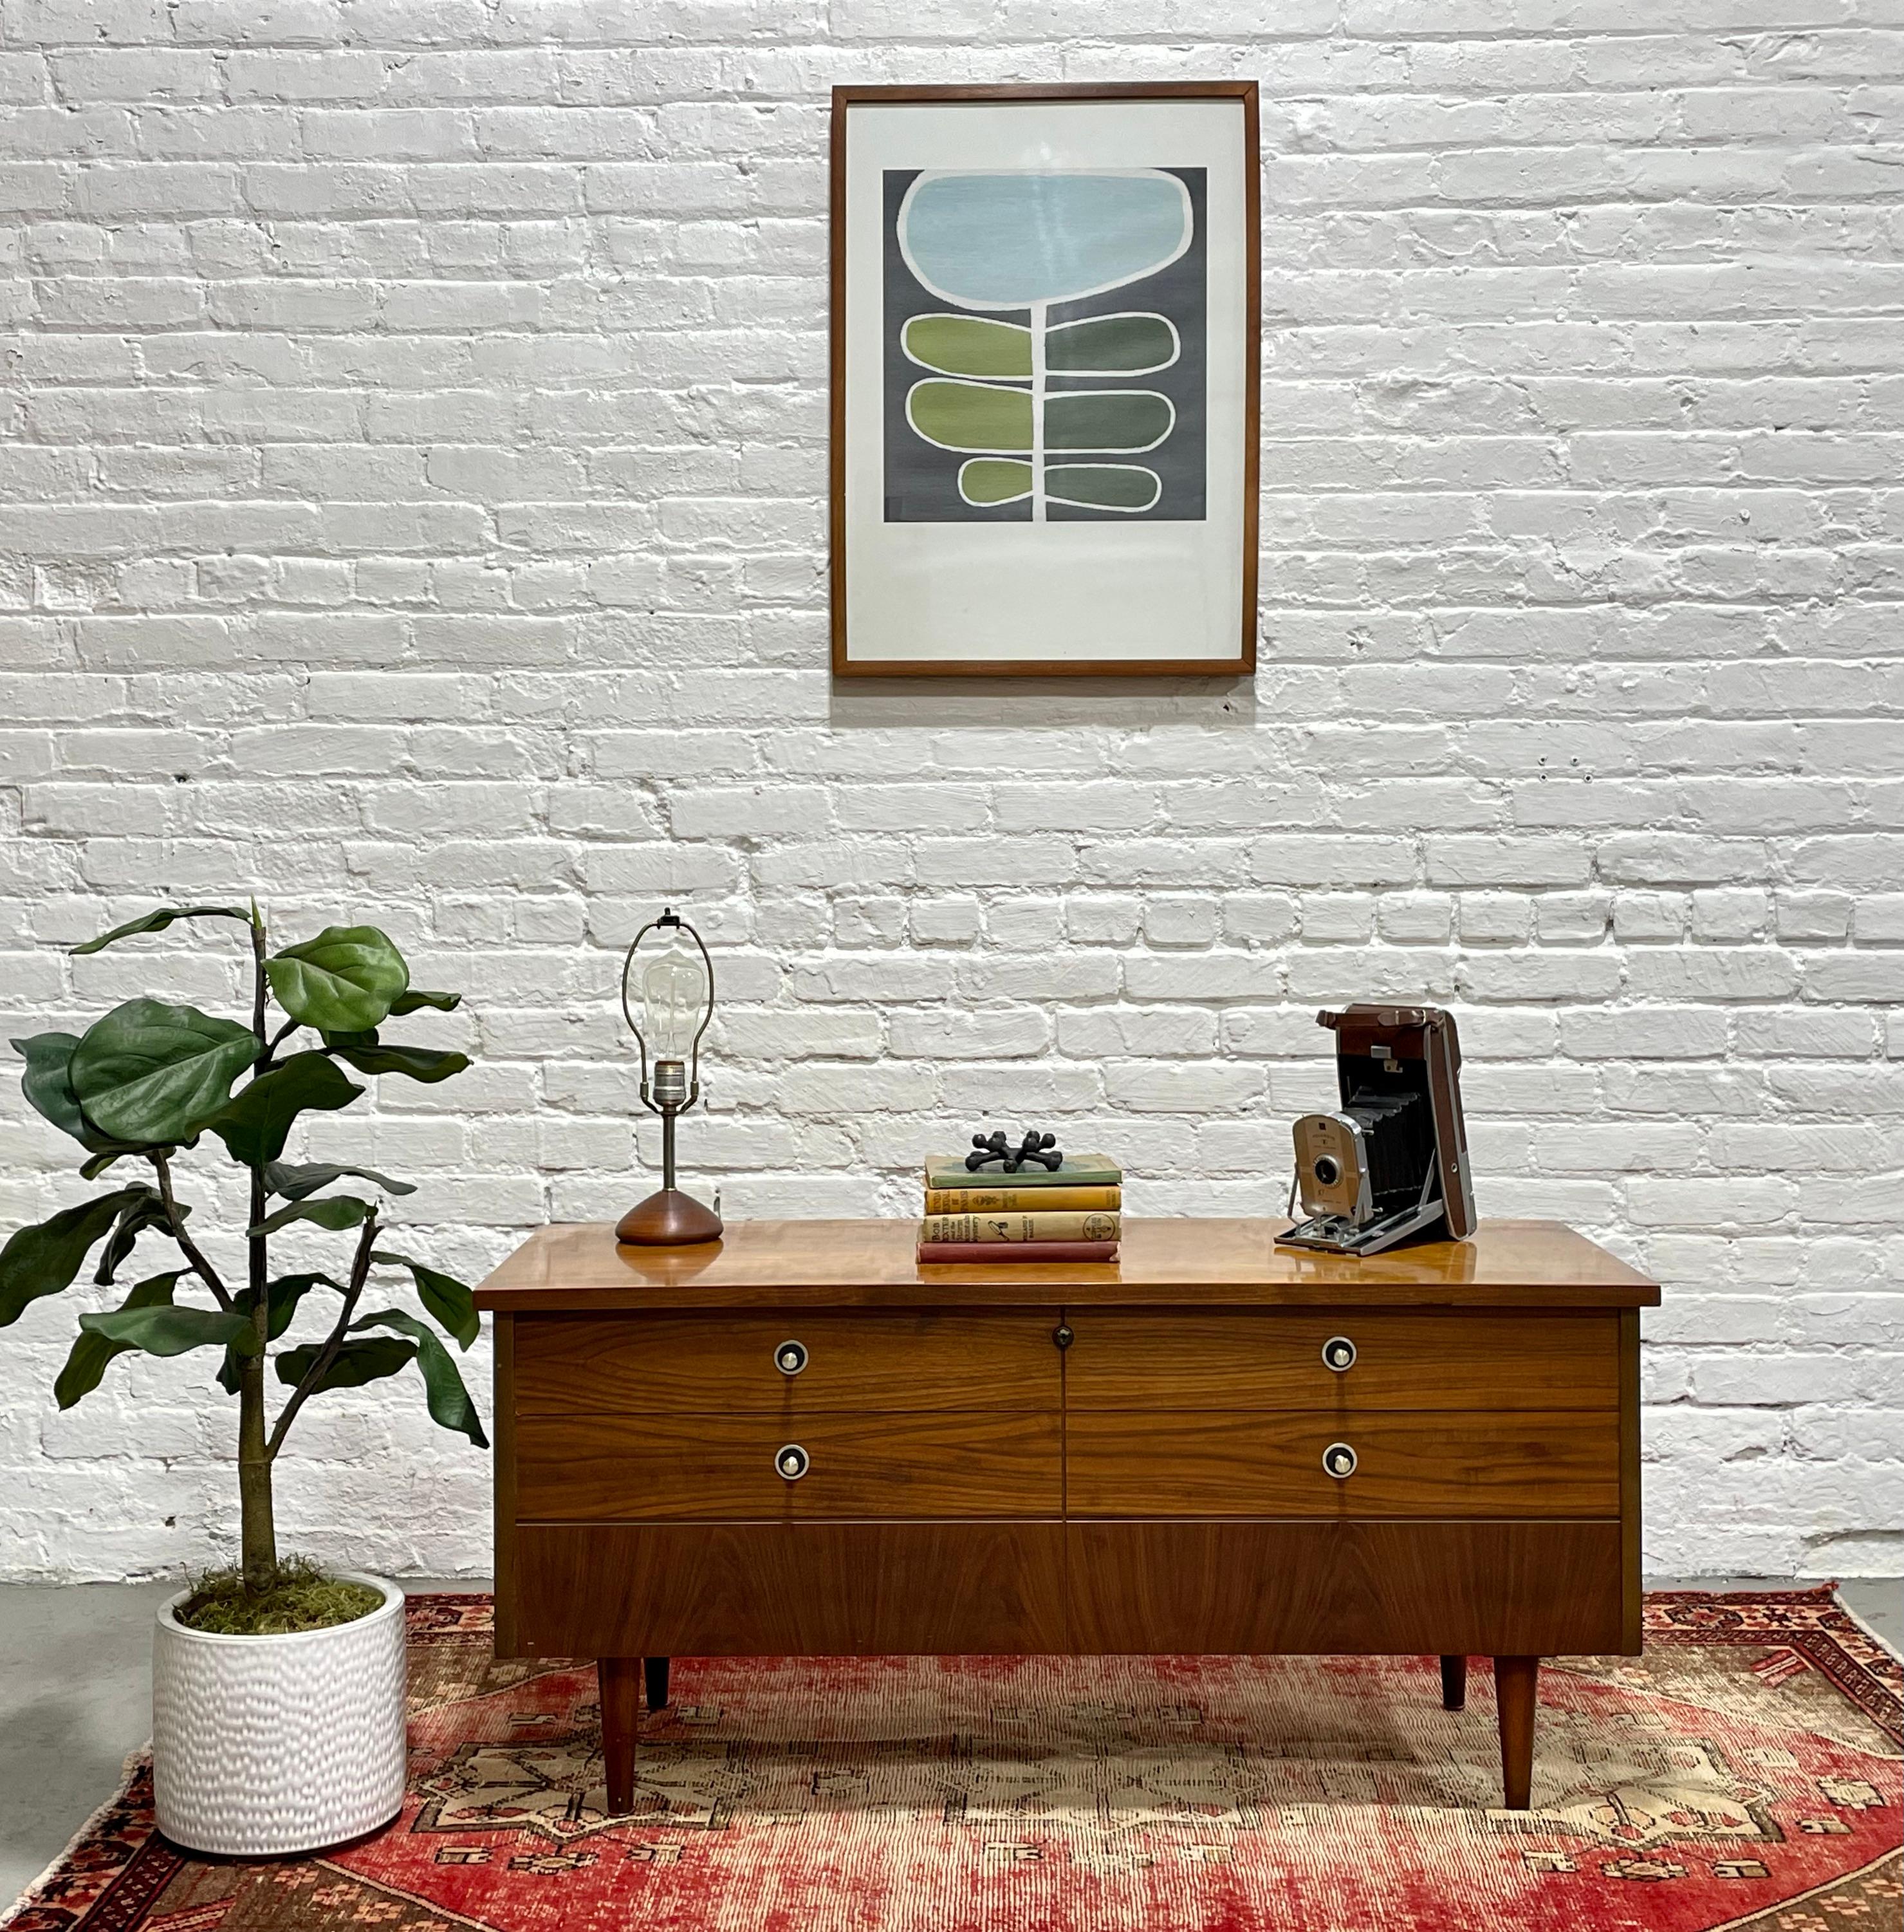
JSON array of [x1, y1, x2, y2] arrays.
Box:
[[898, 171, 1192, 310]]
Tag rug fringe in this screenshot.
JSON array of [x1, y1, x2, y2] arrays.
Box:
[[0, 1744, 150, 1931], [1835, 1584, 1904, 1664]]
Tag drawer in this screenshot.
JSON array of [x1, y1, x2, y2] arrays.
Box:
[[513, 1311, 1060, 1416], [517, 1410, 1062, 1521], [1064, 1312, 1618, 1411], [1067, 1409, 1619, 1519], [505, 1522, 1069, 1657]]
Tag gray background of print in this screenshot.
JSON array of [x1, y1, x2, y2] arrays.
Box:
[[881, 166, 1208, 523]]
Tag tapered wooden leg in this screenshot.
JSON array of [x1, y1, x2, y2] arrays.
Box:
[[598, 1657, 640, 1814], [1493, 1656, 1539, 1809], [644, 1655, 669, 1713], [1440, 1655, 1467, 1711]]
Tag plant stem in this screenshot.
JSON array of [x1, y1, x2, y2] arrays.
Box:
[[150, 1152, 233, 1313], [1030, 297, 1048, 525], [238, 913, 276, 1594], [266, 1210, 378, 1460]]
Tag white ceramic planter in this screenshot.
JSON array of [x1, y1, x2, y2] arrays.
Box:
[[151, 1570, 407, 1856]]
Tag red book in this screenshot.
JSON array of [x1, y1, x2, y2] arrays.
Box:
[[916, 1241, 1118, 1264]]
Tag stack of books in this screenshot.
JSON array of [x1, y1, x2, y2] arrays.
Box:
[[917, 1154, 1123, 1263]]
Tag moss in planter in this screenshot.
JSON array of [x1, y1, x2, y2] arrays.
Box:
[[175, 1557, 385, 1635]]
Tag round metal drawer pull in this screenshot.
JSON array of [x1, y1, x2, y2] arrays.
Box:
[[775, 1444, 809, 1481], [1323, 1442, 1358, 1479], [1322, 1336, 1356, 1373], [775, 1340, 808, 1376]]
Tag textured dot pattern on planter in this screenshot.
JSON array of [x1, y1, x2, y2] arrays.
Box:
[[151, 1572, 408, 1857]]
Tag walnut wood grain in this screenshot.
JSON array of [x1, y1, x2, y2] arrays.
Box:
[[597, 1657, 639, 1814], [1065, 1311, 1618, 1412], [1066, 1411, 1619, 1519], [514, 1310, 1062, 1416], [474, 1218, 1661, 1313], [517, 1410, 1062, 1521], [512, 1522, 1070, 1657], [1066, 1521, 1627, 1656], [493, 1313, 517, 1657], [1494, 1657, 1540, 1809]]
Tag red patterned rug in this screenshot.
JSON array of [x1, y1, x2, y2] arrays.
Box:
[[6, 1589, 1898, 1932]]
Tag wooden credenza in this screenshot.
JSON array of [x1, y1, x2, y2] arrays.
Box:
[[475, 1217, 1658, 1811]]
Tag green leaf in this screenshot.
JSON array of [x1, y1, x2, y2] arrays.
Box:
[[275, 1333, 416, 1394], [55, 1270, 187, 1409], [957, 459, 1032, 507], [265, 925, 409, 1033], [70, 905, 252, 956], [11, 1032, 156, 1158], [206, 1052, 363, 1167], [906, 379, 1032, 454], [80, 1302, 257, 1358], [352, 1310, 488, 1447], [901, 313, 1031, 378], [93, 1191, 184, 1286], [0, 1187, 152, 1328], [217, 1270, 346, 1392], [373, 1249, 479, 1350], [266, 1161, 414, 1202], [248, 1195, 373, 1238], [329, 1041, 470, 1085], [1046, 313, 1178, 375], [389, 989, 460, 1016], [1046, 463, 1161, 512], [69, 999, 259, 1145], [1045, 389, 1174, 454]]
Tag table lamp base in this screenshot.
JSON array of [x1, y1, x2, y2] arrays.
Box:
[[615, 1188, 724, 1246]]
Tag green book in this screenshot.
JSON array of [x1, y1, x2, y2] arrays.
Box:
[[924, 1153, 1122, 1190]]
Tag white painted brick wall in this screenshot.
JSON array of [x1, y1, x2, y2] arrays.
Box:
[[1, 1, 1900, 1584]]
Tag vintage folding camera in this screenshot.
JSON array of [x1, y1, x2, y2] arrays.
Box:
[[1277, 1003, 1476, 1256]]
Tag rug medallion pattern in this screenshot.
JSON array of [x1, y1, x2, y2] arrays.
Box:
[[6, 1588, 1896, 1932]]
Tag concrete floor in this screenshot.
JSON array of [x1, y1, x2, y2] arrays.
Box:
[[1, 1577, 1896, 1912]]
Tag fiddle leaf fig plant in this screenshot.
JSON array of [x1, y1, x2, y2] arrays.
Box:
[[2, 904, 486, 1600]]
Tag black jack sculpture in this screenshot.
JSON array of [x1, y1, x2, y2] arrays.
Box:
[[965, 1129, 1064, 1174]]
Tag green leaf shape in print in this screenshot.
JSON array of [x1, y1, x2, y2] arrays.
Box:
[[902, 314, 1031, 379], [0, 1187, 155, 1327], [266, 1162, 414, 1203], [248, 1195, 374, 1238], [69, 999, 259, 1146], [389, 989, 461, 1016], [1046, 313, 1178, 375], [80, 1301, 257, 1359], [265, 926, 409, 1034], [207, 1052, 364, 1167], [371, 1249, 479, 1350], [275, 1334, 416, 1395], [906, 380, 1032, 454], [328, 1041, 470, 1085], [957, 460, 1033, 507], [71, 905, 252, 956], [1046, 464, 1161, 514], [55, 1270, 188, 1409], [351, 1310, 488, 1446], [1045, 390, 1175, 454]]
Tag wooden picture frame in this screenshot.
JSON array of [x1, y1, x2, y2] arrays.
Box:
[[830, 82, 1261, 679]]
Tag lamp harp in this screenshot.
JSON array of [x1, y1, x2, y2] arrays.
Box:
[[615, 909, 723, 1247]]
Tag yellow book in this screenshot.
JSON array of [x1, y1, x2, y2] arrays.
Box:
[[923, 1186, 1120, 1214], [920, 1211, 1121, 1245]]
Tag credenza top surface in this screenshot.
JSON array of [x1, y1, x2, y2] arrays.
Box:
[[474, 1217, 1660, 1313]]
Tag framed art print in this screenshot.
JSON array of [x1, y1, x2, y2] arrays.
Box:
[[830, 82, 1260, 678]]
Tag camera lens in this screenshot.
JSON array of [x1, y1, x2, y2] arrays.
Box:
[[1313, 1155, 1340, 1186]]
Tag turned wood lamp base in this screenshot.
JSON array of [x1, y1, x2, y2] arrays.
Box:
[[615, 1187, 723, 1247]]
